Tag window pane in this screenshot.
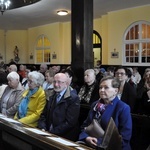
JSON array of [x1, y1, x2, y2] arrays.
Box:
[[126, 57, 129, 62], [126, 44, 129, 49], [135, 25, 139, 39], [93, 33, 100, 44], [44, 50, 51, 62], [36, 38, 43, 47], [36, 50, 43, 63], [147, 49, 150, 62], [130, 27, 134, 40], [142, 43, 147, 56], [135, 57, 138, 62], [36, 35, 51, 63], [125, 50, 129, 56], [126, 32, 129, 40], [148, 25, 150, 38], [142, 43, 147, 63], [134, 44, 139, 57], [44, 37, 50, 47], [125, 43, 139, 63], [130, 44, 133, 50], [130, 50, 134, 56], [142, 24, 147, 39]]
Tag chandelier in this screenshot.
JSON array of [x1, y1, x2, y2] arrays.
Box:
[[0, 0, 11, 14], [0, 0, 41, 15]]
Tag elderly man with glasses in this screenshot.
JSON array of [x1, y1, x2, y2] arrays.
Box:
[[38, 73, 80, 141]]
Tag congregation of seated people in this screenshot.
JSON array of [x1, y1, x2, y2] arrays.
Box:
[[0, 62, 150, 149]]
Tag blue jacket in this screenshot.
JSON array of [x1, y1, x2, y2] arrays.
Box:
[[79, 96, 132, 150]]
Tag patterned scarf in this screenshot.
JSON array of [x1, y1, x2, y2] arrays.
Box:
[[18, 87, 38, 119], [78, 83, 95, 103], [93, 100, 108, 119]]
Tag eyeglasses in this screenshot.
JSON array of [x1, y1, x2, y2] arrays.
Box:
[[53, 80, 65, 85], [27, 79, 34, 84], [115, 72, 126, 76]]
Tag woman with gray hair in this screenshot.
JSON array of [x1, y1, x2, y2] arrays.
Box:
[[78, 69, 100, 125], [0, 71, 25, 118], [14, 71, 46, 127]]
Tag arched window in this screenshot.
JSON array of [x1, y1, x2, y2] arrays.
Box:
[[35, 35, 51, 64], [123, 21, 150, 65]]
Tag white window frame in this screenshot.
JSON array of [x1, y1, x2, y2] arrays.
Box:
[[123, 21, 150, 66], [35, 34, 51, 64]]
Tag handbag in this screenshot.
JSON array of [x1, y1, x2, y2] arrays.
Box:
[[98, 117, 122, 150], [85, 119, 104, 138]]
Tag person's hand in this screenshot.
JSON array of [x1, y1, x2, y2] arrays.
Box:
[[85, 136, 97, 148]]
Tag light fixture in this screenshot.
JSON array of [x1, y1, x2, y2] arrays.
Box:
[[0, 0, 11, 15], [57, 10, 68, 16]]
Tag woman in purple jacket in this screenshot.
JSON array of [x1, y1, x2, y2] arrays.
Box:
[[79, 76, 132, 150]]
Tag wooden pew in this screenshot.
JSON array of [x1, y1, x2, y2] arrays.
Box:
[[131, 113, 150, 150], [0, 116, 93, 150]]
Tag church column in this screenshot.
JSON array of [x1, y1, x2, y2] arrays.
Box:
[[71, 0, 94, 86]]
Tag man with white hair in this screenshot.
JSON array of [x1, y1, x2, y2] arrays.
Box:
[[8, 64, 18, 72], [38, 73, 80, 141], [8, 64, 23, 82]]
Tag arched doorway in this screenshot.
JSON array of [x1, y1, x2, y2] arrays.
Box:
[[93, 30, 102, 66]]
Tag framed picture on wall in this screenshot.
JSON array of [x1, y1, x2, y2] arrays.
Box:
[[30, 54, 33, 59], [52, 54, 57, 59], [111, 52, 119, 58]]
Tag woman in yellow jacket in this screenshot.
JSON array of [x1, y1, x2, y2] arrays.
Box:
[[14, 71, 46, 127]]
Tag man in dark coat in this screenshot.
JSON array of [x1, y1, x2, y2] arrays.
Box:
[[38, 73, 80, 141]]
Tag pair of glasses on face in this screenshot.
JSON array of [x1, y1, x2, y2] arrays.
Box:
[[53, 80, 65, 85], [27, 79, 34, 84], [115, 72, 126, 76]]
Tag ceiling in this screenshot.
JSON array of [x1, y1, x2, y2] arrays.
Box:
[[0, 0, 150, 30]]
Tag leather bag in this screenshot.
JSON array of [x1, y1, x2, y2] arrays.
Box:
[[98, 117, 122, 150], [85, 119, 104, 138]]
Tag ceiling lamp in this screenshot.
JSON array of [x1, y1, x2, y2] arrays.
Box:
[[0, 0, 11, 15], [57, 10, 68, 16]]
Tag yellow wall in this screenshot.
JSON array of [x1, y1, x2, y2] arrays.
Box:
[[61, 22, 71, 64], [0, 30, 5, 61], [28, 22, 71, 64], [0, 5, 150, 65], [3, 30, 28, 64]]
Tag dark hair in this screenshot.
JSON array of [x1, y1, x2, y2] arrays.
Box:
[[114, 66, 128, 75], [0, 70, 8, 85], [133, 67, 138, 71], [126, 68, 132, 78], [107, 66, 115, 72], [100, 76, 120, 89], [62, 69, 74, 78]]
